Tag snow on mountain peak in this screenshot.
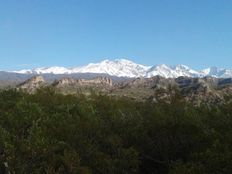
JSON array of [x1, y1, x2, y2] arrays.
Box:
[[201, 67, 219, 76], [200, 67, 232, 78], [75, 59, 150, 77], [34, 66, 71, 74], [174, 64, 190, 70], [146, 64, 201, 78], [12, 59, 232, 78]]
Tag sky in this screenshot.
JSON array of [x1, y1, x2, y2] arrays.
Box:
[[0, 0, 232, 71]]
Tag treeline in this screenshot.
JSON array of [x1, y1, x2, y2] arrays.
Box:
[[0, 88, 232, 173]]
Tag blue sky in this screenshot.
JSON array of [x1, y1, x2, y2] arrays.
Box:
[[0, 0, 231, 70]]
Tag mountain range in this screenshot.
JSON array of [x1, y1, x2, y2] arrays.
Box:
[[9, 59, 232, 78], [15, 74, 232, 105]]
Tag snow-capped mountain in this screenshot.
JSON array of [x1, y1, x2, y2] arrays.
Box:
[[12, 59, 232, 78], [146, 64, 202, 78], [200, 67, 232, 78], [73, 59, 150, 77], [13, 59, 151, 78], [16, 67, 72, 74]]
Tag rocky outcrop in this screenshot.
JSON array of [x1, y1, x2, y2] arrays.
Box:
[[51, 76, 113, 94], [88, 76, 113, 86], [121, 76, 177, 89], [114, 76, 232, 104], [53, 77, 113, 88], [52, 78, 78, 88], [17, 76, 46, 93], [16, 75, 232, 105]]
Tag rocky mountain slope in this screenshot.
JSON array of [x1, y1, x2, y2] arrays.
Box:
[[16, 75, 232, 104], [52, 77, 113, 94], [18, 76, 46, 93]]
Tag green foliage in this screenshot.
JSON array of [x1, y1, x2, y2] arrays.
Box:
[[0, 89, 231, 173]]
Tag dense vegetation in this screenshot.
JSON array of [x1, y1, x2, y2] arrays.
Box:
[[0, 88, 232, 174]]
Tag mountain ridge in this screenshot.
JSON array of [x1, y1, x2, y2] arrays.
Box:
[[16, 75, 232, 105], [11, 59, 232, 78]]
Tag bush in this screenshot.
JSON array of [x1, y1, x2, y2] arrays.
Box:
[[0, 89, 231, 173]]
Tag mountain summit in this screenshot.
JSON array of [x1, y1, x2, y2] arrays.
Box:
[[12, 59, 232, 78]]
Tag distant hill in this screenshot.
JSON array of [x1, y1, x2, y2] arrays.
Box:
[[0, 72, 128, 88], [16, 75, 232, 105]]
